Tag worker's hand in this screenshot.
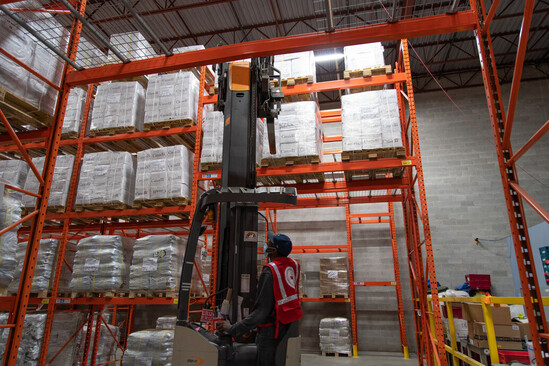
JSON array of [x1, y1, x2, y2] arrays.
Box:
[[215, 319, 231, 333]]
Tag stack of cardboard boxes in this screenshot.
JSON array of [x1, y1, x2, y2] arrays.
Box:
[[319, 257, 349, 298]]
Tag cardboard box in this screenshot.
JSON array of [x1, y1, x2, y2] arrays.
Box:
[[514, 321, 531, 341], [468, 322, 523, 350], [462, 303, 512, 325]]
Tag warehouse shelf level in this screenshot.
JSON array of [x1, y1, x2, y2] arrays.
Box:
[[0, 1, 545, 365]]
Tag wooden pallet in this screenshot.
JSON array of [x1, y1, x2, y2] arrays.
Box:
[[321, 293, 349, 299], [200, 162, 221, 172], [341, 147, 406, 161], [88, 126, 138, 137], [129, 290, 177, 298], [344, 65, 393, 93], [61, 131, 79, 140], [0, 86, 53, 132], [114, 75, 149, 88], [143, 118, 195, 131], [321, 352, 351, 357], [133, 197, 190, 209], [270, 75, 316, 103], [261, 155, 321, 167], [75, 202, 131, 212], [0, 287, 8, 297], [209, 86, 218, 96], [71, 291, 129, 299], [22, 206, 66, 216]]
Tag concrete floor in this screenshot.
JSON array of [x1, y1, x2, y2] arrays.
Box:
[[302, 352, 417, 365]]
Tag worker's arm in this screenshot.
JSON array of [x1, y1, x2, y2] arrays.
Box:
[[227, 266, 275, 338]]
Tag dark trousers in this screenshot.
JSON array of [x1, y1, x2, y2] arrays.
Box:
[[256, 322, 291, 366]]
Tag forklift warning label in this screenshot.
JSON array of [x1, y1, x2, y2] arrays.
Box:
[[244, 231, 258, 242]]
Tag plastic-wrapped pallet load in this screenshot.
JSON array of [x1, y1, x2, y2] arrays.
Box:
[[47, 312, 86, 366], [22, 155, 74, 210], [274, 51, 316, 82], [200, 111, 265, 169], [130, 234, 184, 293], [0, 1, 68, 117], [341, 89, 402, 153], [122, 329, 174, 366], [319, 257, 349, 298], [76, 37, 108, 68], [0, 160, 28, 188], [0, 182, 23, 289], [108, 31, 156, 62], [144, 71, 199, 129], [156, 316, 176, 330], [74, 318, 119, 366], [344, 42, 385, 70], [0, 312, 47, 365], [70, 235, 134, 294], [89, 81, 146, 135], [135, 146, 193, 205], [9, 238, 58, 294], [57, 241, 77, 294], [191, 244, 208, 296], [62, 87, 87, 138], [319, 317, 352, 355], [262, 101, 322, 164], [76, 151, 135, 209]]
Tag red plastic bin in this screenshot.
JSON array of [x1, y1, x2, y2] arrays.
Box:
[[497, 350, 529, 364], [441, 303, 463, 319], [465, 274, 491, 290]]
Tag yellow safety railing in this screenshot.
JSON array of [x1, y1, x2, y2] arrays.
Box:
[[428, 295, 544, 365]]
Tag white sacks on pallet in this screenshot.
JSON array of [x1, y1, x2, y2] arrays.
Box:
[[76, 151, 135, 208], [319, 317, 352, 355], [130, 234, 184, 292], [262, 101, 322, 161], [135, 145, 193, 203], [108, 31, 156, 62], [344, 42, 385, 70], [22, 155, 74, 209], [122, 329, 174, 366], [70, 235, 134, 293], [0, 3, 67, 116], [0, 312, 47, 366], [9, 238, 58, 294], [156, 316, 177, 330], [201, 111, 265, 167], [0, 183, 22, 288], [47, 312, 86, 366], [274, 51, 316, 81], [74, 320, 119, 366], [144, 71, 199, 128], [0, 160, 28, 188], [89, 81, 146, 134], [341, 89, 402, 152], [62, 87, 87, 137]]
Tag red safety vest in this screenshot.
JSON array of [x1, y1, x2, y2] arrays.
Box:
[[262, 257, 303, 337]]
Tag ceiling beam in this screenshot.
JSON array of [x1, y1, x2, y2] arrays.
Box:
[[66, 10, 477, 86]]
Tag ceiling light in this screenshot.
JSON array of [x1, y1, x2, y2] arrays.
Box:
[[314, 53, 344, 63]]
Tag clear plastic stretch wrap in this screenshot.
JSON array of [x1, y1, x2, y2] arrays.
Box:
[[122, 329, 174, 366], [144, 71, 199, 127], [57, 241, 76, 293], [262, 101, 322, 161], [0, 160, 28, 188], [74, 320, 119, 366], [76, 151, 136, 207], [135, 146, 193, 203], [274, 51, 316, 81], [9, 238, 58, 294], [0, 183, 23, 288], [341, 89, 402, 152], [130, 234, 184, 292], [319, 257, 349, 297], [89, 81, 146, 133], [201, 111, 265, 167], [22, 155, 74, 209], [319, 317, 352, 354], [191, 245, 209, 296], [0, 312, 47, 365], [47, 312, 86, 366], [76, 37, 108, 68], [0, 1, 68, 116], [108, 31, 156, 62], [156, 316, 177, 330], [62, 87, 86, 137], [343, 42, 385, 70], [70, 235, 134, 293]]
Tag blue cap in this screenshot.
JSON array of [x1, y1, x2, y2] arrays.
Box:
[[267, 231, 292, 257]]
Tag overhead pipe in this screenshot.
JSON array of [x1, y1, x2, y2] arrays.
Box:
[[120, 0, 172, 56], [325, 0, 335, 32], [56, 0, 130, 63], [0, 5, 83, 70], [447, 0, 460, 14]]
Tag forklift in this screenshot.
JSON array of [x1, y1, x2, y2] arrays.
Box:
[[172, 58, 300, 366]]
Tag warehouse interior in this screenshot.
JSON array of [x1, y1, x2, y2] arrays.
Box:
[[0, 0, 548, 365]]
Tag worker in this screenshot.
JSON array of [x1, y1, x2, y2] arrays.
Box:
[[216, 231, 303, 366]]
